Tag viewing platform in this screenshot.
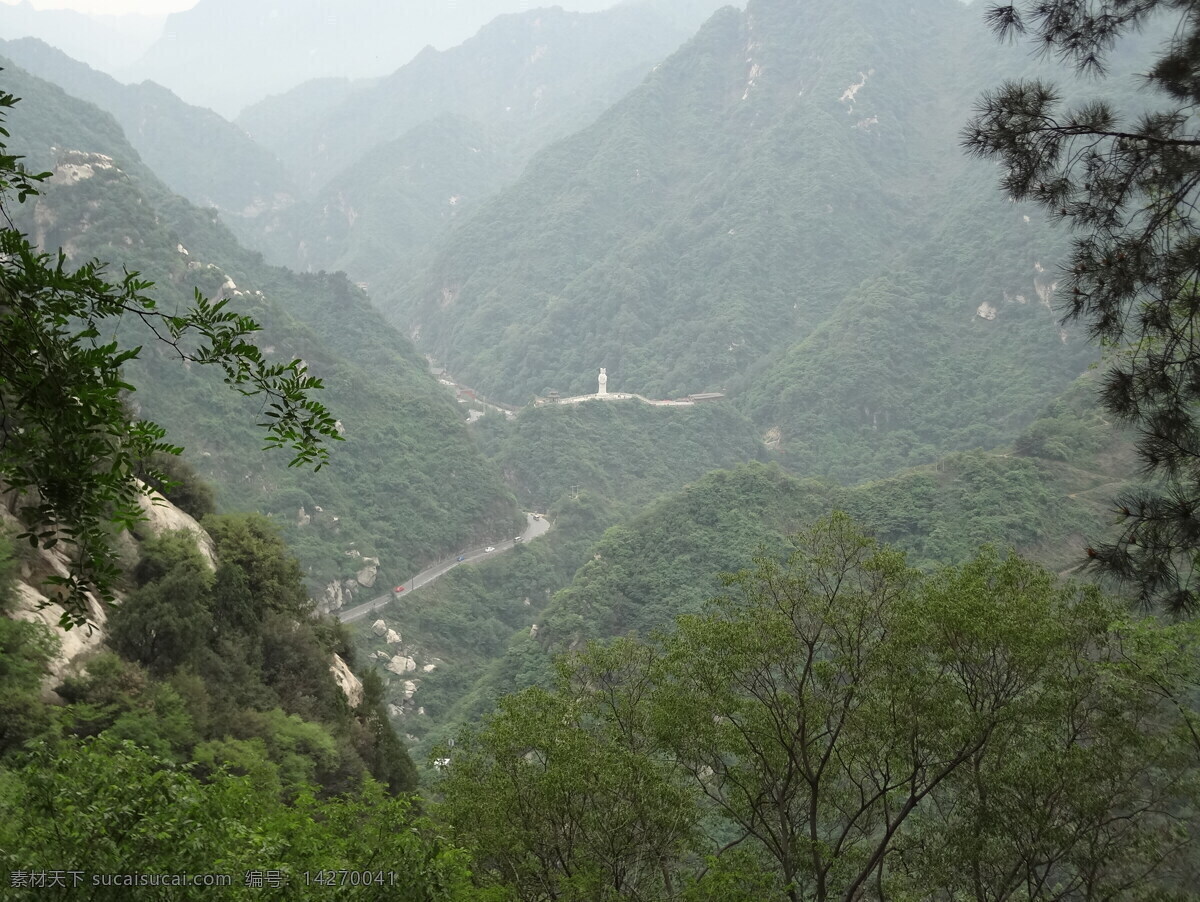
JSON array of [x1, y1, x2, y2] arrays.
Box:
[[534, 368, 725, 408]]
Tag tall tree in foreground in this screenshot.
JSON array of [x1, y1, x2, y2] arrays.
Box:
[[438, 516, 1200, 900], [436, 638, 701, 902], [963, 2, 1200, 614], [0, 83, 341, 627]]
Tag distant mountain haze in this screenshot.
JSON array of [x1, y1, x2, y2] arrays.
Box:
[[229, 0, 731, 285], [118, 0, 663, 116], [239, 0, 725, 189], [0, 36, 295, 213], [0, 0, 164, 69], [0, 0, 191, 11]]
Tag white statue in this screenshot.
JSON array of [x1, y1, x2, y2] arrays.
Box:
[[598, 367, 608, 396]]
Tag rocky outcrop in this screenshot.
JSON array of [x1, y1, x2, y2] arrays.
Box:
[[54, 150, 116, 186], [329, 653, 363, 708], [11, 578, 106, 685], [976, 301, 998, 321], [320, 579, 350, 613], [355, 557, 379, 588], [3, 488, 215, 686], [137, 489, 216, 569], [386, 654, 417, 675], [371, 619, 388, 637]]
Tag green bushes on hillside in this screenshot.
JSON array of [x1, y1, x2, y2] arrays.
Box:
[[0, 737, 469, 901]]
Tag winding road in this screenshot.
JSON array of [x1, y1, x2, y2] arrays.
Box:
[[337, 513, 551, 624]]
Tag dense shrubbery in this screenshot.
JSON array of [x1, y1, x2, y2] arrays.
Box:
[[5, 508, 1195, 900], [0, 509, 441, 893], [449, 445, 1133, 736], [0, 737, 468, 901], [101, 515, 417, 797], [1, 514, 417, 792]]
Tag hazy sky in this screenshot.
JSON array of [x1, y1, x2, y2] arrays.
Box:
[[0, 0, 196, 12], [0, 0, 627, 15]]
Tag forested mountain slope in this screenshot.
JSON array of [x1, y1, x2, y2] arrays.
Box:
[[0, 60, 521, 604], [0, 38, 295, 217], [474, 398, 768, 515], [0, 498, 464, 894], [370, 368, 1133, 754], [435, 393, 1133, 742], [384, 0, 1106, 478], [357, 398, 769, 744], [233, 114, 510, 289]]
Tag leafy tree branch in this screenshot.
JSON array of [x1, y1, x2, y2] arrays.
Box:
[[0, 83, 341, 628], [965, 1, 1200, 614]]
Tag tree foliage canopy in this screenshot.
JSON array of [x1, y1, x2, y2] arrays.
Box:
[[964, 1, 1200, 613], [437, 516, 1200, 901], [0, 84, 341, 627]]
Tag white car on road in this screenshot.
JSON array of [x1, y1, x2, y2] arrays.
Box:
[[485, 546, 495, 553]]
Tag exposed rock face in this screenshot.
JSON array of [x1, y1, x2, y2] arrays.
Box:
[[386, 654, 417, 675], [976, 301, 998, 321], [3, 489, 218, 686], [385, 629, 401, 645], [297, 506, 312, 527], [402, 679, 418, 700], [320, 579, 349, 612], [329, 653, 363, 708], [54, 150, 116, 186], [371, 619, 388, 637], [11, 579, 107, 684], [355, 557, 380, 588], [137, 489, 216, 569]]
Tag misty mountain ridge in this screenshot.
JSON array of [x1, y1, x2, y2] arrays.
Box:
[[238, 0, 736, 190], [119, 0, 705, 117], [0, 0, 164, 72], [0, 37, 295, 217], [229, 0, 732, 285]]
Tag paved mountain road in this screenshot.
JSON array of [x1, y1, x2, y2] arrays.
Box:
[[338, 513, 551, 624]]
